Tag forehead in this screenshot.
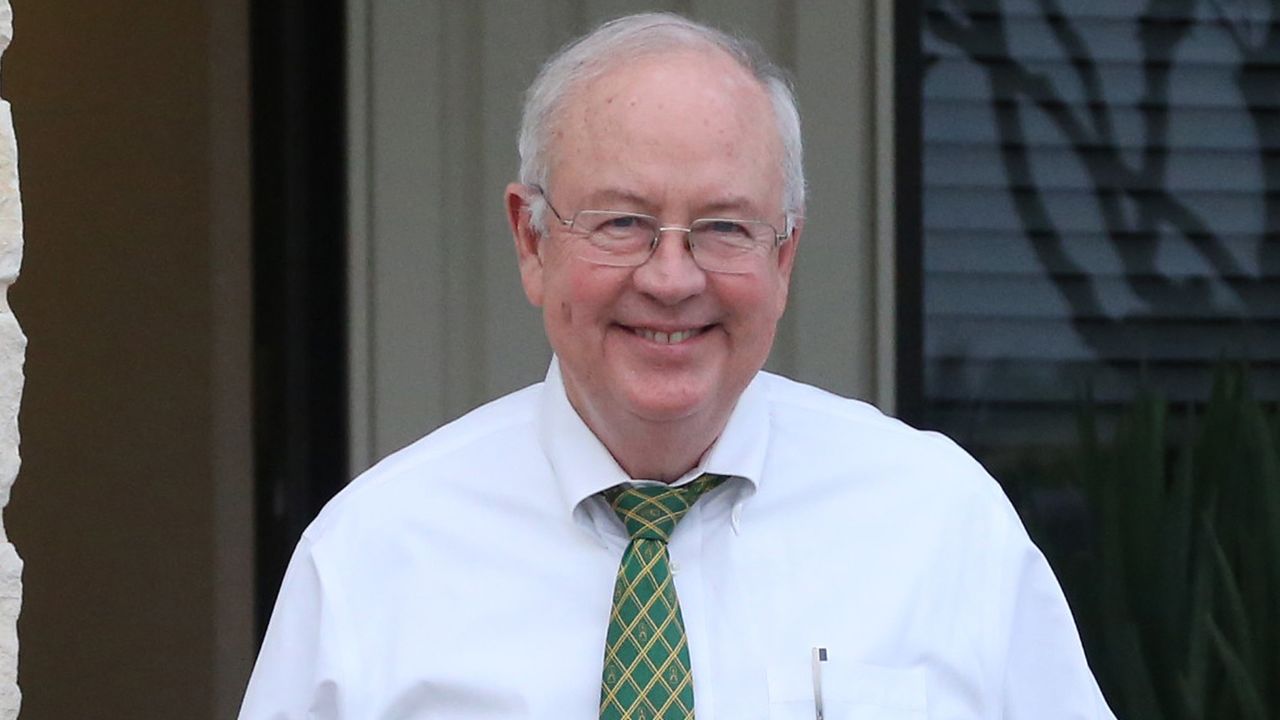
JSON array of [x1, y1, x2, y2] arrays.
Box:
[[548, 49, 783, 208]]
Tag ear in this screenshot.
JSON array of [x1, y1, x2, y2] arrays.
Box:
[[506, 183, 545, 307], [772, 215, 802, 313]]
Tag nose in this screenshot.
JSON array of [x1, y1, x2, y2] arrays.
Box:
[[631, 228, 707, 304]]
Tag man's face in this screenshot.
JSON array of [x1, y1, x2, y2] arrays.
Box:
[[511, 49, 799, 448]]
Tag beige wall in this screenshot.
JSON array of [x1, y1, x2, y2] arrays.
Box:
[[3, 1, 253, 717]]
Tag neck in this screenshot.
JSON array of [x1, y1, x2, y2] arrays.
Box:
[[599, 417, 725, 483], [568, 397, 732, 483]]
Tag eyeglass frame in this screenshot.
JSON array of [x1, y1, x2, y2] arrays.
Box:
[[528, 185, 793, 272]]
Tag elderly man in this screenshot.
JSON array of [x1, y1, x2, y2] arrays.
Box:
[[240, 12, 1115, 720]]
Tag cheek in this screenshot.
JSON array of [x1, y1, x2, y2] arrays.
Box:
[[773, 280, 790, 316], [720, 275, 784, 325], [762, 271, 791, 321], [558, 263, 626, 318]]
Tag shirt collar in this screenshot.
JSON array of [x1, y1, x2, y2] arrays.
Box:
[[538, 357, 768, 532]]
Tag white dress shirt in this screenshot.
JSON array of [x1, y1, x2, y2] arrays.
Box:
[[240, 359, 1116, 719]]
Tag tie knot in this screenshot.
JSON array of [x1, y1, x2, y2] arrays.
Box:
[[604, 474, 727, 542]]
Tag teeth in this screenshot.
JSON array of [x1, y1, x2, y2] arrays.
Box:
[[636, 327, 700, 344]]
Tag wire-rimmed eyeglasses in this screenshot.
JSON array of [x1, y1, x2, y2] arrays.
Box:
[[531, 186, 789, 275]]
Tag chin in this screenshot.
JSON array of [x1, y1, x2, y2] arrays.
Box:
[[621, 383, 715, 424]]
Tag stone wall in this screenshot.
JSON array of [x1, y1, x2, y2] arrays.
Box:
[[0, 1, 21, 717]]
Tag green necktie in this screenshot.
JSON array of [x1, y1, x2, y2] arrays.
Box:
[[599, 474, 727, 720]]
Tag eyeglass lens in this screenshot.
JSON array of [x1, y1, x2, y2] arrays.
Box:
[[571, 211, 775, 273]]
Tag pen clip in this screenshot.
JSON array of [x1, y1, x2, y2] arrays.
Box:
[[811, 647, 827, 720]]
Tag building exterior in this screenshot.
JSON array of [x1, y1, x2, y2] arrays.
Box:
[[3, 1, 1275, 717]]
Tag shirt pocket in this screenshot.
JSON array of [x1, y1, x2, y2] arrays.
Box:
[[766, 660, 927, 720]]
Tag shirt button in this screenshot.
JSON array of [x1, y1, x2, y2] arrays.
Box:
[[670, 560, 681, 575]]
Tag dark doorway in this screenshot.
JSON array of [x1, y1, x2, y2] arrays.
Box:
[[250, 1, 349, 642]]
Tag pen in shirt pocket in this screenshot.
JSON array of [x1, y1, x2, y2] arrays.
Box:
[[811, 646, 827, 720]]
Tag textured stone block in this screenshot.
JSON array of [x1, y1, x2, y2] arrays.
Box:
[[0, 0, 25, 716]]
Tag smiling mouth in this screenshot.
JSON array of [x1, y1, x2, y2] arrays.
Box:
[[631, 326, 708, 345]]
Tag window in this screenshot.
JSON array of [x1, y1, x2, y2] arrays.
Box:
[[913, 0, 1280, 465]]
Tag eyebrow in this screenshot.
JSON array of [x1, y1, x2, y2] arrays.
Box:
[[699, 197, 763, 217], [580, 188, 652, 211], [582, 189, 767, 218]]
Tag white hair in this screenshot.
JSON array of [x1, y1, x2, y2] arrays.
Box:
[[517, 12, 806, 234]]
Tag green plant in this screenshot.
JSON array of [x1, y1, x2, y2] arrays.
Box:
[[1019, 367, 1280, 720]]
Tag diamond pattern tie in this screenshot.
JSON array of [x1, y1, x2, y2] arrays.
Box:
[[599, 473, 727, 720]]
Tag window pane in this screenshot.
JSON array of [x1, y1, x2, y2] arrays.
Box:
[[920, 1, 1280, 460]]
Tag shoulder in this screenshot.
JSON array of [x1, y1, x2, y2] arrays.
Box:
[[760, 372, 989, 477], [302, 382, 547, 543], [754, 373, 1035, 594], [756, 371, 1010, 516]]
